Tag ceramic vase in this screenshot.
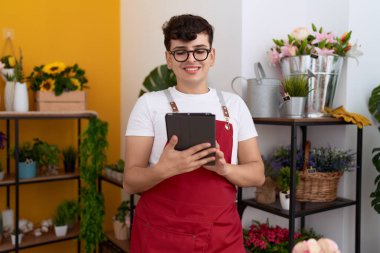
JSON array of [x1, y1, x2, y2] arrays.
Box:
[[4, 80, 15, 111], [13, 82, 29, 112], [54, 225, 68, 237], [279, 191, 290, 210]]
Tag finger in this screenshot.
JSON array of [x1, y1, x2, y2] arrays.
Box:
[[215, 149, 224, 159], [215, 141, 220, 149], [185, 142, 212, 155], [166, 135, 178, 150], [191, 148, 216, 161]]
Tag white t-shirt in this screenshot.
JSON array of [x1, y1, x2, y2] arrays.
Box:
[[126, 87, 257, 165]]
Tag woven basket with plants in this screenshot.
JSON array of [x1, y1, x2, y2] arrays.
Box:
[[296, 141, 355, 202]]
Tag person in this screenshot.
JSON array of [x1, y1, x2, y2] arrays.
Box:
[[124, 14, 265, 253]]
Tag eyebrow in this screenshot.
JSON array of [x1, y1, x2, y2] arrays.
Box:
[[171, 44, 210, 51]]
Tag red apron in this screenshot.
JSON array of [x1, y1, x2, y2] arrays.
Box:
[[130, 118, 245, 253]]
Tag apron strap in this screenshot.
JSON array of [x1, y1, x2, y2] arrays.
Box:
[[164, 88, 231, 130], [216, 90, 231, 130], [164, 89, 179, 113]]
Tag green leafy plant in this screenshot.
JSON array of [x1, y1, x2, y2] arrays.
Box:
[[115, 200, 130, 223], [106, 159, 125, 173], [32, 138, 60, 168], [13, 142, 37, 163], [54, 200, 80, 226], [53, 202, 68, 226], [276, 166, 299, 193], [14, 48, 24, 83], [282, 75, 310, 97], [80, 117, 108, 253], [62, 146, 77, 172], [368, 84, 380, 214], [139, 64, 176, 97]]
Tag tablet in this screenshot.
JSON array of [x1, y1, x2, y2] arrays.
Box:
[[165, 113, 216, 165]]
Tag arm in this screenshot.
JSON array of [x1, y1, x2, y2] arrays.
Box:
[[205, 137, 265, 187], [123, 135, 217, 194]]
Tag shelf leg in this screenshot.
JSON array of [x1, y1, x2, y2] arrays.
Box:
[[288, 124, 297, 252], [356, 127, 363, 253]]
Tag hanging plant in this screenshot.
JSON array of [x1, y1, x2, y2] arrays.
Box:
[[79, 117, 108, 252]]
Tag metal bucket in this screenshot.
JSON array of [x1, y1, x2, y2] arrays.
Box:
[[231, 63, 281, 117], [280, 55, 344, 117]]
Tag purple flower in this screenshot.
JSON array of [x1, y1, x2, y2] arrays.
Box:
[[0, 132, 7, 149]]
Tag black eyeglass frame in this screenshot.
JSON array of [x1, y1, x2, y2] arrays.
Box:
[[168, 48, 212, 62]]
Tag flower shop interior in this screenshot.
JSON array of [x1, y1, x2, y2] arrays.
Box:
[[1, 0, 380, 253]]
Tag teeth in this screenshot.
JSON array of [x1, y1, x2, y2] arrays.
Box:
[[185, 67, 198, 71]]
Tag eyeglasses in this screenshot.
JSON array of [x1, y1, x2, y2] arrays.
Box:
[[169, 48, 211, 62]]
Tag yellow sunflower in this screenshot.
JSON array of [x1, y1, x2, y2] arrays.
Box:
[[42, 62, 66, 75], [7, 56, 16, 68], [40, 79, 55, 92], [70, 78, 81, 90]]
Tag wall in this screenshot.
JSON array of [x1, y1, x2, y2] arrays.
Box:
[[0, 0, 120, 252], [121, 1, 380, 252]]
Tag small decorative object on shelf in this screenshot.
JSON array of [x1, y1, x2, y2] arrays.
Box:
[[62, 146, 77, 173], [13, 142, 37, 179], [28, 61, 88, 111], [280, 75, 310, 117], [113, 200, 130, 241], [10, 231, 24, 245], [33, 138, 60, 176], [53, 200, 79, 237], [268, 24, 362, 117], [255, 158, 276, 204], [243, 220, 321, 253], [276, 166, 299, 210]]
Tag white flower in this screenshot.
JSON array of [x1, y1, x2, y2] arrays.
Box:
[[291, 27, 310, 41]]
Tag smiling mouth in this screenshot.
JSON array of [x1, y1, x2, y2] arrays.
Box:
[[183, 66, 201, 74]]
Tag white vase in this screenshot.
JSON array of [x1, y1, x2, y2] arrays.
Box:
[[279, 191, 290, 210], [11, 233, 23, 245], [4, 81, 15, 111], [13, 82, 29, 112], [54, 224, 68, 237]]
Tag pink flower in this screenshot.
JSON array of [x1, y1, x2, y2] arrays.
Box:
[[292, 27, 310, 41], [292, 238, 341, 253], [280, 42, 298, 58], [314, 47, 335, 56], [267, 48, 281, 65], [312, 32, 337, 44]]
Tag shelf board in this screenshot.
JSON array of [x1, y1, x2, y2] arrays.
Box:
[[241, 197, 356, 218], [104, 231, 130, 252], [0, 224, 79, 252], [0, 110, 98, 120], [252, 116, 352, 126], [0, 170, 79, 187]]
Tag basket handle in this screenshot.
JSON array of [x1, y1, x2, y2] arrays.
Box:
[[302, 141, 311, 172]]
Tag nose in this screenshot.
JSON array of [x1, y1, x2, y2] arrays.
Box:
[[187, 51, 197, 62]]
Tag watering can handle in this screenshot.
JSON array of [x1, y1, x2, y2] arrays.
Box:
[[254, 62, 266, 81], [230, 76, 247, 102]]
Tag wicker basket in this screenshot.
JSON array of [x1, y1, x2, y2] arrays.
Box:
[[295, 141, 343, 202]]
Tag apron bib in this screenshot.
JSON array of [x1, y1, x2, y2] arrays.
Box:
[[130, 90, 245, 253]]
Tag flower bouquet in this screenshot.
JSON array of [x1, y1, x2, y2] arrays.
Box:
[[0, 55, 17, 81], [244, 220, 321, 253], [268, 24, 361, 65], [28, 62, 88, 96]]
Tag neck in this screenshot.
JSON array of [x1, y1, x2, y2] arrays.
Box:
[[175, 83, 209, 94]]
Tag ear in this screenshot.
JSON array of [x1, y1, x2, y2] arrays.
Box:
[[165, 51, 172, 69], [210, 48, 215, 67]]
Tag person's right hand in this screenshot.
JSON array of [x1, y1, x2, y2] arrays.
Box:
[[154, 135, 216, 178]]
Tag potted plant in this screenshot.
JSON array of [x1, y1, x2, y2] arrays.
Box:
[[62, 146, 77, 173], [368, 84, 380, 214], [10, 230, 24, 245], [276, 166, 299, 210], [268, 24, 362, 117], [53, 202, 69, 237], [13, 48, 29, 112], [0, 55, 16, 80], [280, 75, 310, 117], [113, 200, 130, 240], [33, 138, 60, 175], [28, 62, 88, 111], [13, 142, 38, 179]]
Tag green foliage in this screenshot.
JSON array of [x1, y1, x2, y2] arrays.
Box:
[[276, 166, 299, 193], [0, 55, 16, 68], [139, 64, 177, 97], [115, 200, 130, 223], [13, 142, 37, 163], [62, 146, 77, 164], [80, 117, 108, 253], [32, 139, 60, 167], [282, 75, 310, 97], [14, 48, 24, 83], [53, 200, 80, 226], [369, 84, 380, 214]]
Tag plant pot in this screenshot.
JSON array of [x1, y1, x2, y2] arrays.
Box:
[[13, 82, 29, 112], [282, 97, 306, 117], [64, 160, 76, 173], [4, 80, 15, 111], [11, 233, 23, 245], [18, 161, 37, 179], [255, 177, 276, 204], [113, 219, 129, 240], [54, 224, 68, 237], [279, 191, 290, 210]]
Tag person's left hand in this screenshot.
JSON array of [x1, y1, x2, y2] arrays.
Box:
[[204, 142, 230, 176]]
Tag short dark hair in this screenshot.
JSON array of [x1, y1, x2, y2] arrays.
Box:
[[162, 14, 214, 51]]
